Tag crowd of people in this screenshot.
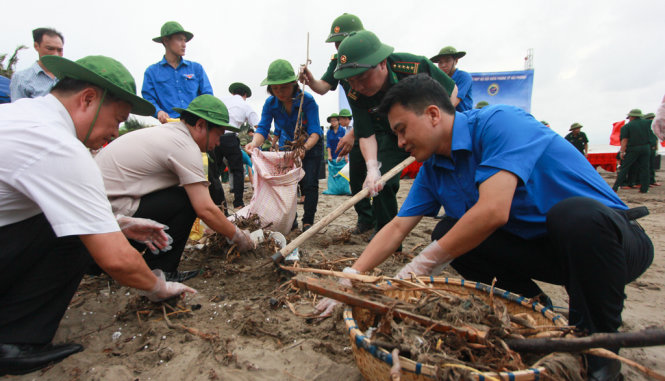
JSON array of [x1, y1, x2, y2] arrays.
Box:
[[2, 14, 664, 381]]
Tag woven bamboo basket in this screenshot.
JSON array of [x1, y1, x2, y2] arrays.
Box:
[[343, 277, 568, 381]]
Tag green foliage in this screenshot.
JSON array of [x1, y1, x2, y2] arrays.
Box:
[[0, 45, 28, 78], [119, 118, 150, 136]]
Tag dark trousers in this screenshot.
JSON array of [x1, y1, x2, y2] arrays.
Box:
[[208, 134, 245, 208], [131, 187, 197, 272], [373, 134, 409, 231], [0, 214, 90, 344], [613, 144, 650, 193], [299, 139, 323, 225], [349, 143, 375, 228], [432, 197, 653, 335]]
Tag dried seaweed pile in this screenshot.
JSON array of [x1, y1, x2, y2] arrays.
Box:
[[354, 284, 583, 380]]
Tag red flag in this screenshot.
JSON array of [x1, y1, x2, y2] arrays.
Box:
[[609, 120, 624, 146]]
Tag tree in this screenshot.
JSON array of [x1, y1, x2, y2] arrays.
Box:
[[0, 45, 28, 78]]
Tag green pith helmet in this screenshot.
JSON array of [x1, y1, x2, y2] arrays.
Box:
[[338, 108, 352, 118], [627, 108, 643, 118], [540, 120, 549, 126], [173, 94, 238, 132], [475, 101, 489, 109], [430, 46, 466, 62], [644, 112, 655, 119], [42, 55, 155, 116], [569, 122, 583, 130], [326, 13, 364, 43], [327, 113, 339, 122], [260, 59, 297, 86], [334, 30, 394, 80], [228, 82, 252, 97], [152, 21, 193, 43]]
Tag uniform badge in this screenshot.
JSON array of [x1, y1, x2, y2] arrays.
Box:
[[347, 89, 357, 101], [340, 55, 347, 64], [334, 26, 340, 33]]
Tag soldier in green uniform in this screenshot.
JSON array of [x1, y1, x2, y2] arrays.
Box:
[[644, 113, 661, 186], [564, 122, 588, 156], [333, 30, 458, 234], [299, 13, 375, 234], [613, 109, 652, 193]]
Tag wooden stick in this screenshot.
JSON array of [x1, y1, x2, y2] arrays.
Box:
[[506, 327, 665, 353], [584, 348, 665, 381], [272, 156, 416, 263], [292, 275, 487, 342]]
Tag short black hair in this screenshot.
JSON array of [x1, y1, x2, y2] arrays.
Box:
[[50, 77, 123, 103], [231, 88, 249, 97], [180, 110, 223, 130], [32, 27, 64, 44], [267, 81, 298, 97], [378, 74, 455, 116]]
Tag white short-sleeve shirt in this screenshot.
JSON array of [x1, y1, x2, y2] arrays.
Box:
[[0, 95, 119, 236], [221, 94, 260, 133]]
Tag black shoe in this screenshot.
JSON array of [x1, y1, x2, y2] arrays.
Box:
[[351, 223, 374, 235], [302, 224, 312, 232], [0, 343, 83, 375], [164, 270, 201, 282]]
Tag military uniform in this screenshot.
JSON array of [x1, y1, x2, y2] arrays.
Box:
[[613, 117, 652, 193], [564, 131, 588, 154], [340, 52, 456, 230]]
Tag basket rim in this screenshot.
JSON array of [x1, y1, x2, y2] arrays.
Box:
[[343, 276, 568, 379]]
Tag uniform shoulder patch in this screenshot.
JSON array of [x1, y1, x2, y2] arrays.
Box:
[[391, 61, 420, 75], [331, 53, 337, 60]]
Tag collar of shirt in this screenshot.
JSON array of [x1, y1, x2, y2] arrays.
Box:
[[431, 111, 472, 170], [43, 94, 77, 137], [158, 56, 191, 70]]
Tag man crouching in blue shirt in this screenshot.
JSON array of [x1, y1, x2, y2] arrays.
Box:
[[317, 74, 653, 381], [142, 21, 213, 124]]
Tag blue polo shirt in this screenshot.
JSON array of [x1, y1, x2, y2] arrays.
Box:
[[326, 126, 346, 160], [256, 90, 322, 148], [141, 57, 213, 118], [398, 105, 626, 239], [452, 69, 473, 112]]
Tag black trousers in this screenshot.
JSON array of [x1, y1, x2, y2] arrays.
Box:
[[208, 134, 245, 208], [131, 187, 197, 272], [0, 214, 90, 344], [432, 197, 653, 335], [298, 139, 323, 225]]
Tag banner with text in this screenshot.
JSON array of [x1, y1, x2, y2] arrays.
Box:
[[470, 70, 534, 113]]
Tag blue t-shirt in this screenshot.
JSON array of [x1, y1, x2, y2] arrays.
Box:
[[452, 69, 473, 112], [398, 105, 626, 239], [256, 90, 322, 148], [141, 57, 213, 118], [326, 126, 346, 160]]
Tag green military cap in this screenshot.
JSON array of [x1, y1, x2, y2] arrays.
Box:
[[569, 122, 583, 130], [540, 120, 549, 126], [326, 113, 339, 122], [261, 59, 297, 86], [644, 112, 655, 119], [334, 30, 394, 80], [430, 46, 466, 62], [627, 108, 643, 118], [326, 13, 364, 43], [153, 21, 193, 43], [475, 101, 489, 109], [228, 82, 252, 97], [173, 94, 239, 132], [338, 108, 352, 118], [42, 55, 155, 116]]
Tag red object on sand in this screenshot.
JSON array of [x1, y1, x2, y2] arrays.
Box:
[[401, 160, 423, 179], [587, 153, 617, 172]]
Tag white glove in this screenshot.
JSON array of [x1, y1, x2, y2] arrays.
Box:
[[229, 226, 256, 252], [363, 160, 384, 197], [395, 240, 454, 279], [140, 269, 197, 302], [653, 95, 665, 141], [315, 267, 358, 317], [117, 215, 173, 254]]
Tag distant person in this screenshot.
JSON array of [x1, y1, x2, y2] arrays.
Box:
[[430, 46, 473, 111], [95, 94, 255, 282], [613, 109, 652, 193], [0, 76, 10, 104], [209, 82, 259, 210], [540, 120, 550, 128], [142, 21, 213, 124], [475, 101, 489, 109], [10, 27, 64, 101], [245, 59, 323, 232], [0, 55, 195, 375], [652, 94, 665, 140], [564, 122, 588, 156], [643, 113, 661, 187], [326, 113, 346, 161]]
